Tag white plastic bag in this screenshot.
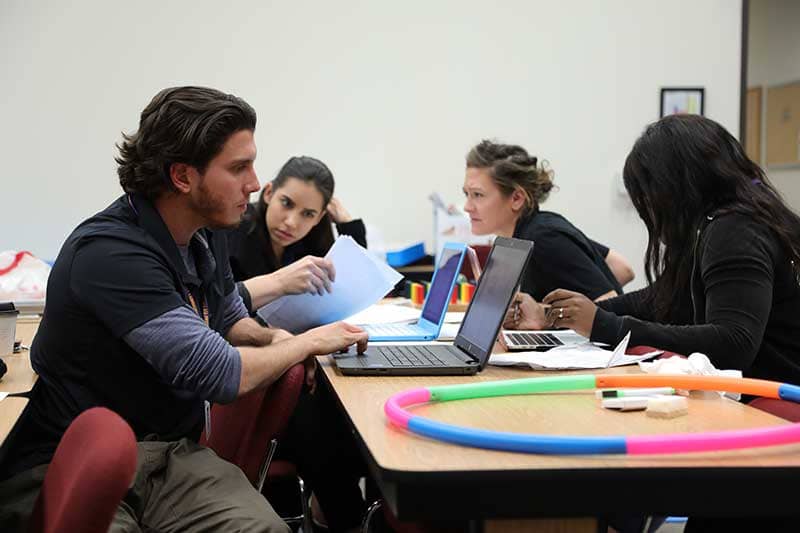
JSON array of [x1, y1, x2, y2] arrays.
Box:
[[0, 250, 51, 301], [639, 352, 743, 401]]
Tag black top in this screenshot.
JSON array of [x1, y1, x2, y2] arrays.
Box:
[[0, 194, 237, 479], [513, 210, 622, 301], [592, 213, 800, 385], [226, 202, 367, 311]]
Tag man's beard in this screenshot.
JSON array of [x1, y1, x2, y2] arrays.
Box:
[[192, 181, 245, 230]]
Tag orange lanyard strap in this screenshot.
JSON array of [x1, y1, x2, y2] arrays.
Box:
[[186, 291, 209, 326]]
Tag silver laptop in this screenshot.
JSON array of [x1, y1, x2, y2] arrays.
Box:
[[333, 237, 533, 376], [503, 329, 589, 350]]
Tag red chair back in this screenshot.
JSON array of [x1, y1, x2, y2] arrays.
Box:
[[460, 244, 491, 282], [29, 407, 137, 533], [201, 363, 305, 484], [749, 397, 800, 422], [627, 345, 685, 359]]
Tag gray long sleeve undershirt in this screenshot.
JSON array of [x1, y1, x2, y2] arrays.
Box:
[[123, 300, 244, 404], [221, 284, 250, 335]]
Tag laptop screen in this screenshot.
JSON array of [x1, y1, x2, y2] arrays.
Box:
[[421, 246, 464, 324], [455, 237, 533, 365]]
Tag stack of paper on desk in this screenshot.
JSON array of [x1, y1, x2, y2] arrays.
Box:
[[345, 303, 420, 325], [257, 236, 403, 333], [437, 322, 461, 341], [443, 311, 464, 324], [489, 332, 662, 370]]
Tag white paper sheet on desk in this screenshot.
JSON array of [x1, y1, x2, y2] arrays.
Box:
[[257, 236, 403, 333], [437, 322, 460, 341], [489, 332, 662, 370], [444, 311, 464, 324], [345, 303, 420, 325]]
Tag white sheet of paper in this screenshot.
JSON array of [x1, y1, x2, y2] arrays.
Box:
[[256, 236, 403, 333], [489, 332, 662, 370], [345, 303, 420, 325], [443, 311, 465, 324], [437, 322, 461, 341], [0, 392, 8, 402]]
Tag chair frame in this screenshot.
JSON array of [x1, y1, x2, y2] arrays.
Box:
[[202, 363, 311, 532]]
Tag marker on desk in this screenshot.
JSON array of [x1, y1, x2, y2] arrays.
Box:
[[596, 387, 676, 399], [600, 396, 651, 411]]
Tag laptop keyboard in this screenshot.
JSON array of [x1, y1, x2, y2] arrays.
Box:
[[367, 323, 419, 336], [377, 345, 447, 366], [507, 332, 564, 346]]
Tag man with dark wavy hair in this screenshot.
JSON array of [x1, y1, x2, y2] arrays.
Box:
[[0, 86, 368, 532]]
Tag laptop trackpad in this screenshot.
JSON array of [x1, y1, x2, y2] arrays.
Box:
[[334, 345, 470, 367], [332, 346, 391, 368]]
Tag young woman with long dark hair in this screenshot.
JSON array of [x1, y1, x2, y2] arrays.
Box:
[[227, 155, 367, 313], [545, 113, 800, 533], [542, 115, 800, 393]]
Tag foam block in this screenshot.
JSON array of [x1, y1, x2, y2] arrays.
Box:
[[645, 395, 689, 419]]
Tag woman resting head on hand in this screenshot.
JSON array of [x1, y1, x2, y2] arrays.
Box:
[[228, 156, 367, 311]]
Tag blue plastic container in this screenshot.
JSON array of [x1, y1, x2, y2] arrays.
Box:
[[386, 242, 426, 267]]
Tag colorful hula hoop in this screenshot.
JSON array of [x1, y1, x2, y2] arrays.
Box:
[[384, 374, 800, 455]]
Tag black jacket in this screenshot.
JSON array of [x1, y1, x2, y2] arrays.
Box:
[[593, 213, 800, 385]]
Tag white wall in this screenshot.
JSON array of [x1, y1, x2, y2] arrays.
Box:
[[0, 0, 742, 289], [748, 0, 800, 207]]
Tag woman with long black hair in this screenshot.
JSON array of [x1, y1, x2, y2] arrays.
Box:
[[538, 113, 800, 532], [542, 114, 800, 388]]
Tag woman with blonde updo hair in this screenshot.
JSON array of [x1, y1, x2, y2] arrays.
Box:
[[462, 140, 633, 329]]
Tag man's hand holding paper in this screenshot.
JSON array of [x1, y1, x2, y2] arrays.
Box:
[[257, 236, 403, 333]]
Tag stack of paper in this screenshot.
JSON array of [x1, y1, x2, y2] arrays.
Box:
[[257, 237, 403, 333], [345, 303, 420, 325], [437, 323, 461, 341], [443, 311, 464, 324], [489, 332, 662, 370]]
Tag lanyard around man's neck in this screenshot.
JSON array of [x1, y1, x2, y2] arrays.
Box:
[[186, 290, 209, 326]]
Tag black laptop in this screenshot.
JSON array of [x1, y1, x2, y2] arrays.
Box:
[[333, 237, 534, 375]]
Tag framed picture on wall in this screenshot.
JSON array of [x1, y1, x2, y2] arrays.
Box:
[[660, 87, 705, 117]]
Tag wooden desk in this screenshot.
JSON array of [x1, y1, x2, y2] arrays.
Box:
[[319, 359, 800, 525], [0, 316, 39, 394], [0, 397, 29, 447]]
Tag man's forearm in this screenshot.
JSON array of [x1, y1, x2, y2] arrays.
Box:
[[242, 273, 284, 310], [226, 317, 281, 347], [237, 335, 315, 396]]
